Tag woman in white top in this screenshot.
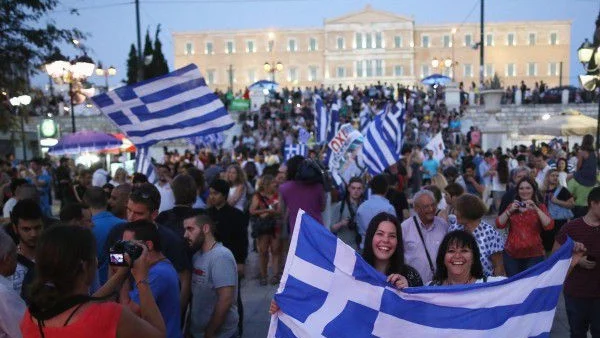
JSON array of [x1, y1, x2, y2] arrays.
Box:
[[226, 164, 248, 212], [555, 158, 569, 188], [108, 167, 128, 187]]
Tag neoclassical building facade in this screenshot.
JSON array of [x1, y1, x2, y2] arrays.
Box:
[[173, 5, 570, 91]]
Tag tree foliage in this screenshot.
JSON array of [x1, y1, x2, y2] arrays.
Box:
[[149, 25, 169, 79], [125, 44, 138, 85]]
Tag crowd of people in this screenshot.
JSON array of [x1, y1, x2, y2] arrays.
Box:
[[0, 82, 599, 338]]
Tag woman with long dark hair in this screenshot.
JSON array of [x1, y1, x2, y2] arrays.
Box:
[[496, 176, 554, 276], [21, 226, 165, 338], [362, 212, 422, 287]]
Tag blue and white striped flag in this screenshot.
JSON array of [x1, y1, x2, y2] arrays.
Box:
[[359, 103, 372, 134], [298, 128, 311, 144], [91, 64, 234, 148], [188, 132, 224, 151], [313, 95, 328, 144], [269, 210, 573, 338], [135, 146, 157, 183], [326, 103, 340, 143], [284, 144, 307, 161], [381, 101, 405, 154], [361, 113, 401, 175]]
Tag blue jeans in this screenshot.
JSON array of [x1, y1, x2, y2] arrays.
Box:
[[503, 252, 544, 277], [565, 295, 600, 338]]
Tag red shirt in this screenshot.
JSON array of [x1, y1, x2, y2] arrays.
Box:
[[556, 217, 600, 298], [21, 302, 122, 338], [496, 204, 554, 258]]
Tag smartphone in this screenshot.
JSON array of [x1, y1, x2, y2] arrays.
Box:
[[109, 253, 127, 266]]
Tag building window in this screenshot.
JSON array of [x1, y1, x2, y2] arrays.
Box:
[[246, 41, 255, 53], [356, 61, 363, 77], [309, 38, 317, 51], [394, 36, 402, 48], [205, 42, 213, 55], [528, 33, 536, 46], [375, 32, 383, 48], [337, 37, 345, 50], [366, 33, 373, 49], [507, 33, 515, 46], [366, 60, 373, 77], [527, 62, 537, 76], [248, 69, 255, 83], [463, 64, 473, 77], [355, 33, 363, 49], [486, 33, 494, 46], [464, 34, 472, 47], [549, 32, 558, 45], [288, 39, 297, 52], [548, 62, 558, 76], [337, 66, 345, 78], [421, 64, 430, 77], [184, 42, 194, 55], [206, 69, 215, 85], [226, 41, 235, 54], [375, 60, 383, 76], [288, 67, 298, 82], [421, 35, 430, 48], [308, 66, 318, 81], [484, 64, 494, 77], [267, 40, 274, 52], [506, 63, 516, 77], [443, 35, 451, 48], [394, 65, 404, 76], [443, 67, 451, 77]]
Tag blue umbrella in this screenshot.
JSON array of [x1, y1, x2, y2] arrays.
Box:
[[48, 131, 123, 155], [421, 74, 452, 86], [248, 80, 279, 91]]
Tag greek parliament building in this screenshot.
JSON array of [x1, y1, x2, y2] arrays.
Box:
[[172, 5, 570, 91]]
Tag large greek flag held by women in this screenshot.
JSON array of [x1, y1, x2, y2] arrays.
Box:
[[268, 210, 573, 338]]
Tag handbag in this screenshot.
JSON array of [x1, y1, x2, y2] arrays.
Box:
[[547, 188, 574, 220], [250, 194, 277, 238]]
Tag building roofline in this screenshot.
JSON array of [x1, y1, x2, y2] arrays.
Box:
[[324, 4, 413, 24], [415, 20, 572, 30], [172, 27, 323, 36]]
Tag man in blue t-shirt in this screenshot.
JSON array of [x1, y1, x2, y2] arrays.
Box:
[[120, 220, 182, 338], [83, 186, 125, 285], [25, 159, 52, 217]]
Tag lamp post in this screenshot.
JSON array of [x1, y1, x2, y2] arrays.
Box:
[[577, 10, 600, 151], [431, 57, 456, 79], [44, 51, 95, 133], [9, 95, 32, 161], [264, 61, 283, 82], [95, 62, 117, 92]]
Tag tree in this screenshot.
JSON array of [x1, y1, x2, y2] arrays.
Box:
[[125, 44, 138, 85], [0, 0, 84, 131], [142, 29, 154, 80], [150, 25, 169, 78]]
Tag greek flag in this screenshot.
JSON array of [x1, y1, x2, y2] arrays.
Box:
[[188, 132, 224, 151], [135, 146, 156, 183], [381, 101, 405, 154], [361, 113, 401, 175], [298, 128, 311, 144], [313, 95, 328, 144], [284, 144, 308, 161], [91, 64, 234, 148], [326, 103, 340, 144], [269, 210, 573, 338], [359, 103, 372, 134]]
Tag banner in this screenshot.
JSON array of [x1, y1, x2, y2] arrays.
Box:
[[229, 99, 251, 112], [327, 123, 364, 185], [425, 132, 445, 162]]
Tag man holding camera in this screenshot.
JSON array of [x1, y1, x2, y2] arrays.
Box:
[[183, 214, 238, 338], [330, 177, 364, 251], [119, 219, 182, 338]]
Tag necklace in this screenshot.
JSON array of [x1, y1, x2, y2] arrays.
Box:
[[445, 276, 474, 286]]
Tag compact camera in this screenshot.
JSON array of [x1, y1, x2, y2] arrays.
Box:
[[517, 201, 527, 208], [109, 240, 143, 267]]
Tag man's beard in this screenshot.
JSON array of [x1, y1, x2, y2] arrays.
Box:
[[188, 235, 204, 252]]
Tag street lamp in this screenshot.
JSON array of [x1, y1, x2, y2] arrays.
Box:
[[95, 62, 117, 92], [9, 95, 32, 161], [44, 50, 95, 133], [431, 57, 456, 79], [577, 10, 600, 151], [264, 61, 283, 82]]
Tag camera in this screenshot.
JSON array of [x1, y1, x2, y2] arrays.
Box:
[[517, 201, 527, 208], [109, 240, 143, 267], [347, 219, 358, 231]]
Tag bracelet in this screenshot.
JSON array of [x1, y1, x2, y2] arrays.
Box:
[[136, 279, 149, 288]]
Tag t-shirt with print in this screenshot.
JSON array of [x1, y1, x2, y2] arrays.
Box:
[[190, 243, 238, 338], [449, 222, 505, 277], [129, 259, 182, 338]]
